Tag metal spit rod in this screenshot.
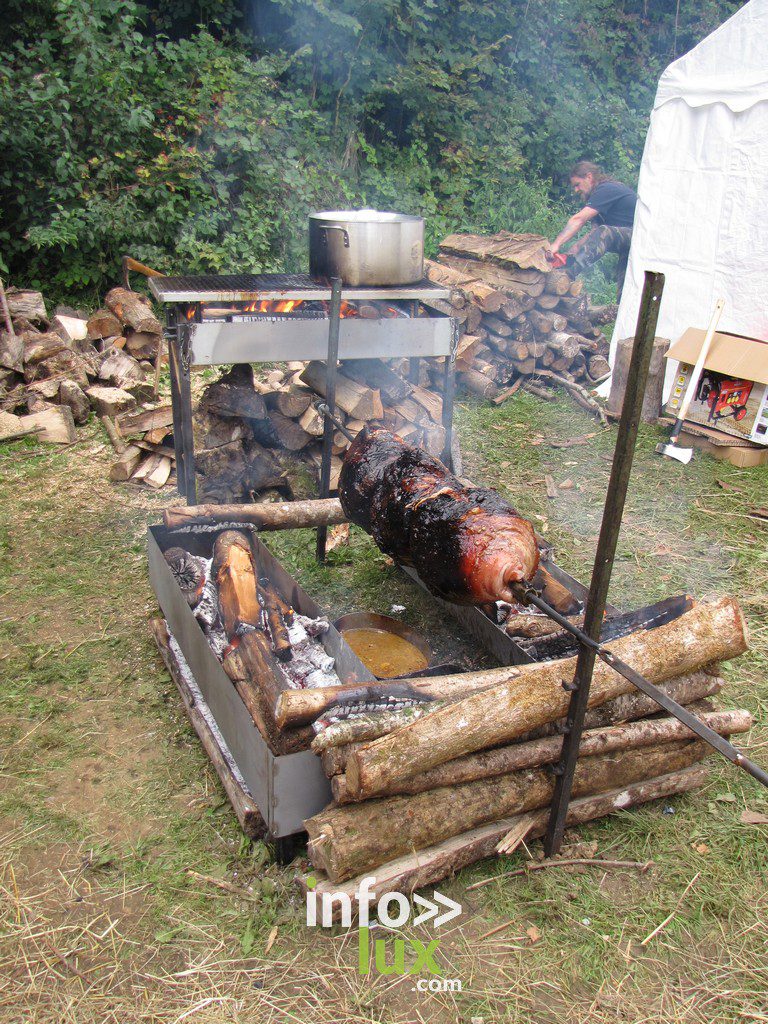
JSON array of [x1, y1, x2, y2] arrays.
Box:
[[316, 403, 355, 442], [511, 581, 768, 791]]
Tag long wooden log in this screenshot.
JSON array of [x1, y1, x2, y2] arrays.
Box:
[[307, 741, 707, 882], [163, 498, 346, 532], [316, 670, 724, 774], [222, 636, 313, 755], [286, 594, 741, 732], [310, 666, 724, 758], [345, 596, 747, 800], [331, 708, 750, 803], [301, 765, 708, 916], [105, 287, 161, 334], [211, 531, 262, 640]]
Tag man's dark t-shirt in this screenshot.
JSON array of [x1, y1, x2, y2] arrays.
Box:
[[587, 181, 637, 228]]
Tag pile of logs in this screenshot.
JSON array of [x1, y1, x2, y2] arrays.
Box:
[[295, 594, 751, 903], [425, 232, 616, 412], [0, 285, 171, 478], [193, 359, 446, 503]]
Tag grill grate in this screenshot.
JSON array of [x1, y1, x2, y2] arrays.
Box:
[[149, 272, 451, 304]]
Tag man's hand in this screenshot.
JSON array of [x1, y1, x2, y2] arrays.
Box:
[[548, 241, 561, 256]]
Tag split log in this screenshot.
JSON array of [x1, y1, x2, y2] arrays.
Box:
[[408, 383, 443, 423], [211, 531, 262, 640], [302, 766, 708, 915], [144, 454, 172, 488], [307, 740, 706, 881], [344, 596, 747, 799], [6, 289, 47, 323], [201, 364, 268, 421], [424, 259, 506, 313], [300, 362, 383, 421], [267, 410, 313, 451], [87, 308, 122, 341], [544, 270, 572, 295], [105, 287, 162, 334], [165, 497, 346, 533], [340, 359, 412, 405], [0, 329, 24, 372], [458, 368, 501, 399], [264, 385, 312, 419], [588, 354, 612, 381], [298, 405, 325, 436], [116, 405, 174, 436], [482, 315, 513, 338], [331, 709, 750, 804], [109, 444, 143, 481], [124, 330, 160, 359], [18, 407, 75, 444], [535, 293, 561, 310]]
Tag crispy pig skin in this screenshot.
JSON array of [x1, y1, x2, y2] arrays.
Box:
[[339, 427, 539, 604]]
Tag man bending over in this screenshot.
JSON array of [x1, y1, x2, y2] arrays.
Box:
[[548, 161, 637, 299]]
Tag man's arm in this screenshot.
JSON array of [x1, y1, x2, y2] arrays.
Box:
[[549, 206, 598, 254]]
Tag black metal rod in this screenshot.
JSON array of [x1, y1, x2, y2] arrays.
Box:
[[544, 270, 666, 856], [316, 402, 354, 442], [441, 317, 459, 469], [166, 308, 186, 497], [316, 278, 343, 563], [513, 583, 768, 790]]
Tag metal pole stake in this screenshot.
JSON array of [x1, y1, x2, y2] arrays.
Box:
[[544, 270, 665, 856]]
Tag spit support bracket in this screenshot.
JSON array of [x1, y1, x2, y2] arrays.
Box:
[[508, 269, 767, 857], [510, 579, 768, 792]]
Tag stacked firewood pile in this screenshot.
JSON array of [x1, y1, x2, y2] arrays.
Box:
[[425, 232, 616, 412], [292, 595, 750, 901], [0, 285, 170, 472], [194, 360, 446, 503]]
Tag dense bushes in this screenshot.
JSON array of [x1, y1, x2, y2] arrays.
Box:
[[0, 0, 741, 301]]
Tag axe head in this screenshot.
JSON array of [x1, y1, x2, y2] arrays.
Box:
[[655, 441, 693, 465]]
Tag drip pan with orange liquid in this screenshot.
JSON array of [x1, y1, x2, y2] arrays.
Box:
[[334, 612, 431, 680]]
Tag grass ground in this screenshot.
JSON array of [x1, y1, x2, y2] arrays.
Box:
[[0, 388, 766, 1023]]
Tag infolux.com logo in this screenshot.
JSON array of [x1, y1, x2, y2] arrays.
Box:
[[306, 876, 463, 992]]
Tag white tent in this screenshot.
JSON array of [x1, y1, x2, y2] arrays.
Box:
[[609, 0, 768, 397]]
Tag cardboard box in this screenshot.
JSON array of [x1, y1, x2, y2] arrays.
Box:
[[665, 328, 768, 445]]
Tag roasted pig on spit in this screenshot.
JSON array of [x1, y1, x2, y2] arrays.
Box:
[[338, 427, 539, 604]]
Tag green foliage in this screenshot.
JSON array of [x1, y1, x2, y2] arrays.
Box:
[[0, 0, 743, 298]]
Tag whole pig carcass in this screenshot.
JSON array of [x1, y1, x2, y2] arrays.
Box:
[[338, 427, 539, 604]]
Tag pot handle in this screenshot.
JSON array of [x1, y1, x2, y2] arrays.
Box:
[[319, 225, 350, 248]]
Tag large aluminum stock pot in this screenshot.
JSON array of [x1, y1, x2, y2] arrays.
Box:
[[309, 209, 424, 286]]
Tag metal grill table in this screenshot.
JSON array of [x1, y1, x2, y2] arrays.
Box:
[[152, 273, 458, 550], [150, 273, 452, 304]]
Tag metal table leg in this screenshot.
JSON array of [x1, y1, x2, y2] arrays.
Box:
[[543, 270, 666, 857], [166, 309, 186, 498], [168, 309, 197, 504], [441, 317, 459, 469], [316, 278, 343, 563]]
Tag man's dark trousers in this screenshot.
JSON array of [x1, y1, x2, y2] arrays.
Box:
[[570, 225, 633, 299]]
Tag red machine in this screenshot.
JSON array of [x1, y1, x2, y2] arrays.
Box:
[[696, 371, 753, 423]]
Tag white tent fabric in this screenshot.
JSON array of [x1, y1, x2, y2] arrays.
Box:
[[607, 0, 768, 398]]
